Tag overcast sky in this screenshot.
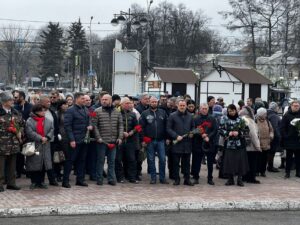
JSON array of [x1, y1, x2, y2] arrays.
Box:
[[0, 0, 236, 39]]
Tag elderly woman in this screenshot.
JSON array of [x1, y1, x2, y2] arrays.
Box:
[[25, 104, 54, 189], [256, 107, 274, 177], [219, 104, 249, 187], [239, 106, 261, 184]]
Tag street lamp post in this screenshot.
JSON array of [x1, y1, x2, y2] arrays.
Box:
[[54, 73, 59, 89], [111, 2, 153, 93], [89, 16, 94, 91]]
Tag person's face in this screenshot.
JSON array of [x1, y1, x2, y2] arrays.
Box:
[[40, 98, 51, 109], [187, 104, 195, 113], [159, 97, 167, 106], [121, 101, 131, 111], [167, 100, 174, 108], [113, 99, 121, 107], [84, 96, 91, 107], [246, 99, 253, 106], [61, 103, 68, 112], [101, 95, 112, 107], [228, 108, 237, 117], [32, 96, 40, 104], [208, 98, 215, 107], [141, 96, 150, 105], [76, 95, 86, 106], [291, 102, 300, 113], [150, 99, 158, 109], [177, 101, 187, 113], [3, 99, 14, 109], [200, 105, 208, 115], [13, 92, 19, 104], [36, 109, 46, 117], [50, 94, 59, 103], [66, 97, 73, 106]]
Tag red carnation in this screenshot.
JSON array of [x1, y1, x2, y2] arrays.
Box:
[[143, 136, 152, 144], [202, 121, 212, 128], [107, 143, 116, 150], [89, 112, 97, 117], [134, 125, 142, 133]]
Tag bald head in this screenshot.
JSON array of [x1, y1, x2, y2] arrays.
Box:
[[101, 94, 112, 107], [149, 96, 158, 110]]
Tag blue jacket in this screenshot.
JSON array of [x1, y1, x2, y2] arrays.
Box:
[[64, 104, 90, 144]]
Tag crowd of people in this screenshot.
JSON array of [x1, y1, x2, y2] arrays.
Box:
[[0, 89, 299, 192]]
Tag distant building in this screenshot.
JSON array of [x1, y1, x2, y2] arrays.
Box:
[[145, 67, 199, 100], [200, 66, 272, 105]]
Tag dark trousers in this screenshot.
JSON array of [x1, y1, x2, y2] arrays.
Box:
[[30, 165, 46, 185], [135, 150, 143, 177], [166, 145, 174, 179], [115, 141, 137, 181], [173, 153, 191, 181], [244, 151, 259, 181], [86, 142, 97, 180], [286, 149, 300, 175], [16, 153, 25, 176], [63, 143, 87, 184], [191, 150, 214, 180], [259, 150, 269, 174], [0, 154, 17, 187], [267, 151, 276, 169]]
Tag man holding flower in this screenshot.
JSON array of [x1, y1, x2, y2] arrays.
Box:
[[0, 91, 24, 192]]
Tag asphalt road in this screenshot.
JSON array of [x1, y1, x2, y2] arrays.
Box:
[[2, 211, 300, 225]]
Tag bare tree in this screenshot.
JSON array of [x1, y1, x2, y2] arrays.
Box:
[[0, 24, 33, 84]]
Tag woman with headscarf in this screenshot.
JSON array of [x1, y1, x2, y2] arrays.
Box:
[[219, 104, 249, 186], [256, 108, 274, 177], [239, 106, 261, 183], [25, 104, 54, 189]]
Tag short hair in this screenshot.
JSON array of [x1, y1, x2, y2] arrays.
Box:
[[31, 104, 45, 114], [227, 104, 237, 111], [176, 98, 186, 105], [19, 91, 26, 99], [200, 103, 208, 108], [50, 90, 59, 96], [121, 97, 130, 104], [291, 100, 300, 105], [99, 91, 109, 98], [187, 100, 196, 106], [207, 96, 215, 103], [74, 92, 84, 100], [140, 92, 149, 100]]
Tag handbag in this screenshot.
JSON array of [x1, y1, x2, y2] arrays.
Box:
[[53, 151, 65, 163], [21, 142, 37, 156]]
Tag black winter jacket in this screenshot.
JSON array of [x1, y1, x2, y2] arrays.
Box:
[[280, 108, 300, 150], [64, 104, 90, 144], [121, 109, 138, 142], [140, 108, 168, 141], [193, 114, 217, 152], [167, 110, 194, 154]]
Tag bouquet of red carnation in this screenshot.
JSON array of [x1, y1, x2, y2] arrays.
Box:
[[107, 143, 116, 150], [133, 125, 142, 133], [89, 111, 97, 118], [143, 136, 152, 144], [7, 117, 20, 134]]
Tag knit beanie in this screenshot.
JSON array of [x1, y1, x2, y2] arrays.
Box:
[[256, 107, 267, 118], [213, 104, 223, 113]]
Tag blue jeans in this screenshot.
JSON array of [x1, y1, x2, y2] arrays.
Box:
[[96, 143, 116, 183], [146, 140, 166, 181]]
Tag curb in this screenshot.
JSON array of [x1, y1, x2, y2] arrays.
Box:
[[1, 200, 300, 217]]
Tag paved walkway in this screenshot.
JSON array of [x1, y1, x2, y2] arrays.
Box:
[[0, 158, 300, 217]]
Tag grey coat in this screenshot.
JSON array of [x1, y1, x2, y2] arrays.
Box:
[[25, 116, 54, 172]]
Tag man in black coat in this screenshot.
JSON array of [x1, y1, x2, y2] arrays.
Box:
[[280, 100, 300, 178], [63, 92, 92, 188], [191, 103, 217, 185], [167, 99, 194, 186]]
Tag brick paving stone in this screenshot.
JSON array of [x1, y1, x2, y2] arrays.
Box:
[[0, 157, 299, 216]]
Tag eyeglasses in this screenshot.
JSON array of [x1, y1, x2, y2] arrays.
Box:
[[14, 97, 18, 99], [50, 96, 57, 99]]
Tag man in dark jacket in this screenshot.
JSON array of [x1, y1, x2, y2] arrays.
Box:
[[191, 103, 217, 185], [13, 91, 32, 178], [167, 99, 194, 186], [63, 92, 92, 188], [140, 96, 169, 184], [115, 97, 138, 183], [267, 102, 281, 172], [280, 100, 300, 178], [135, 93, 149, 114]]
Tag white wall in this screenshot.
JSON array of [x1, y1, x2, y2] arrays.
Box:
[[261, 85, 269, 101], [187, 84, 195, 100], [166, 83, 172, 95], [244, 84, 249, 101]]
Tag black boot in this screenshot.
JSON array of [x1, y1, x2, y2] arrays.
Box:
[[225, 176, 234, 186], [237, 176, 244, 187]]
